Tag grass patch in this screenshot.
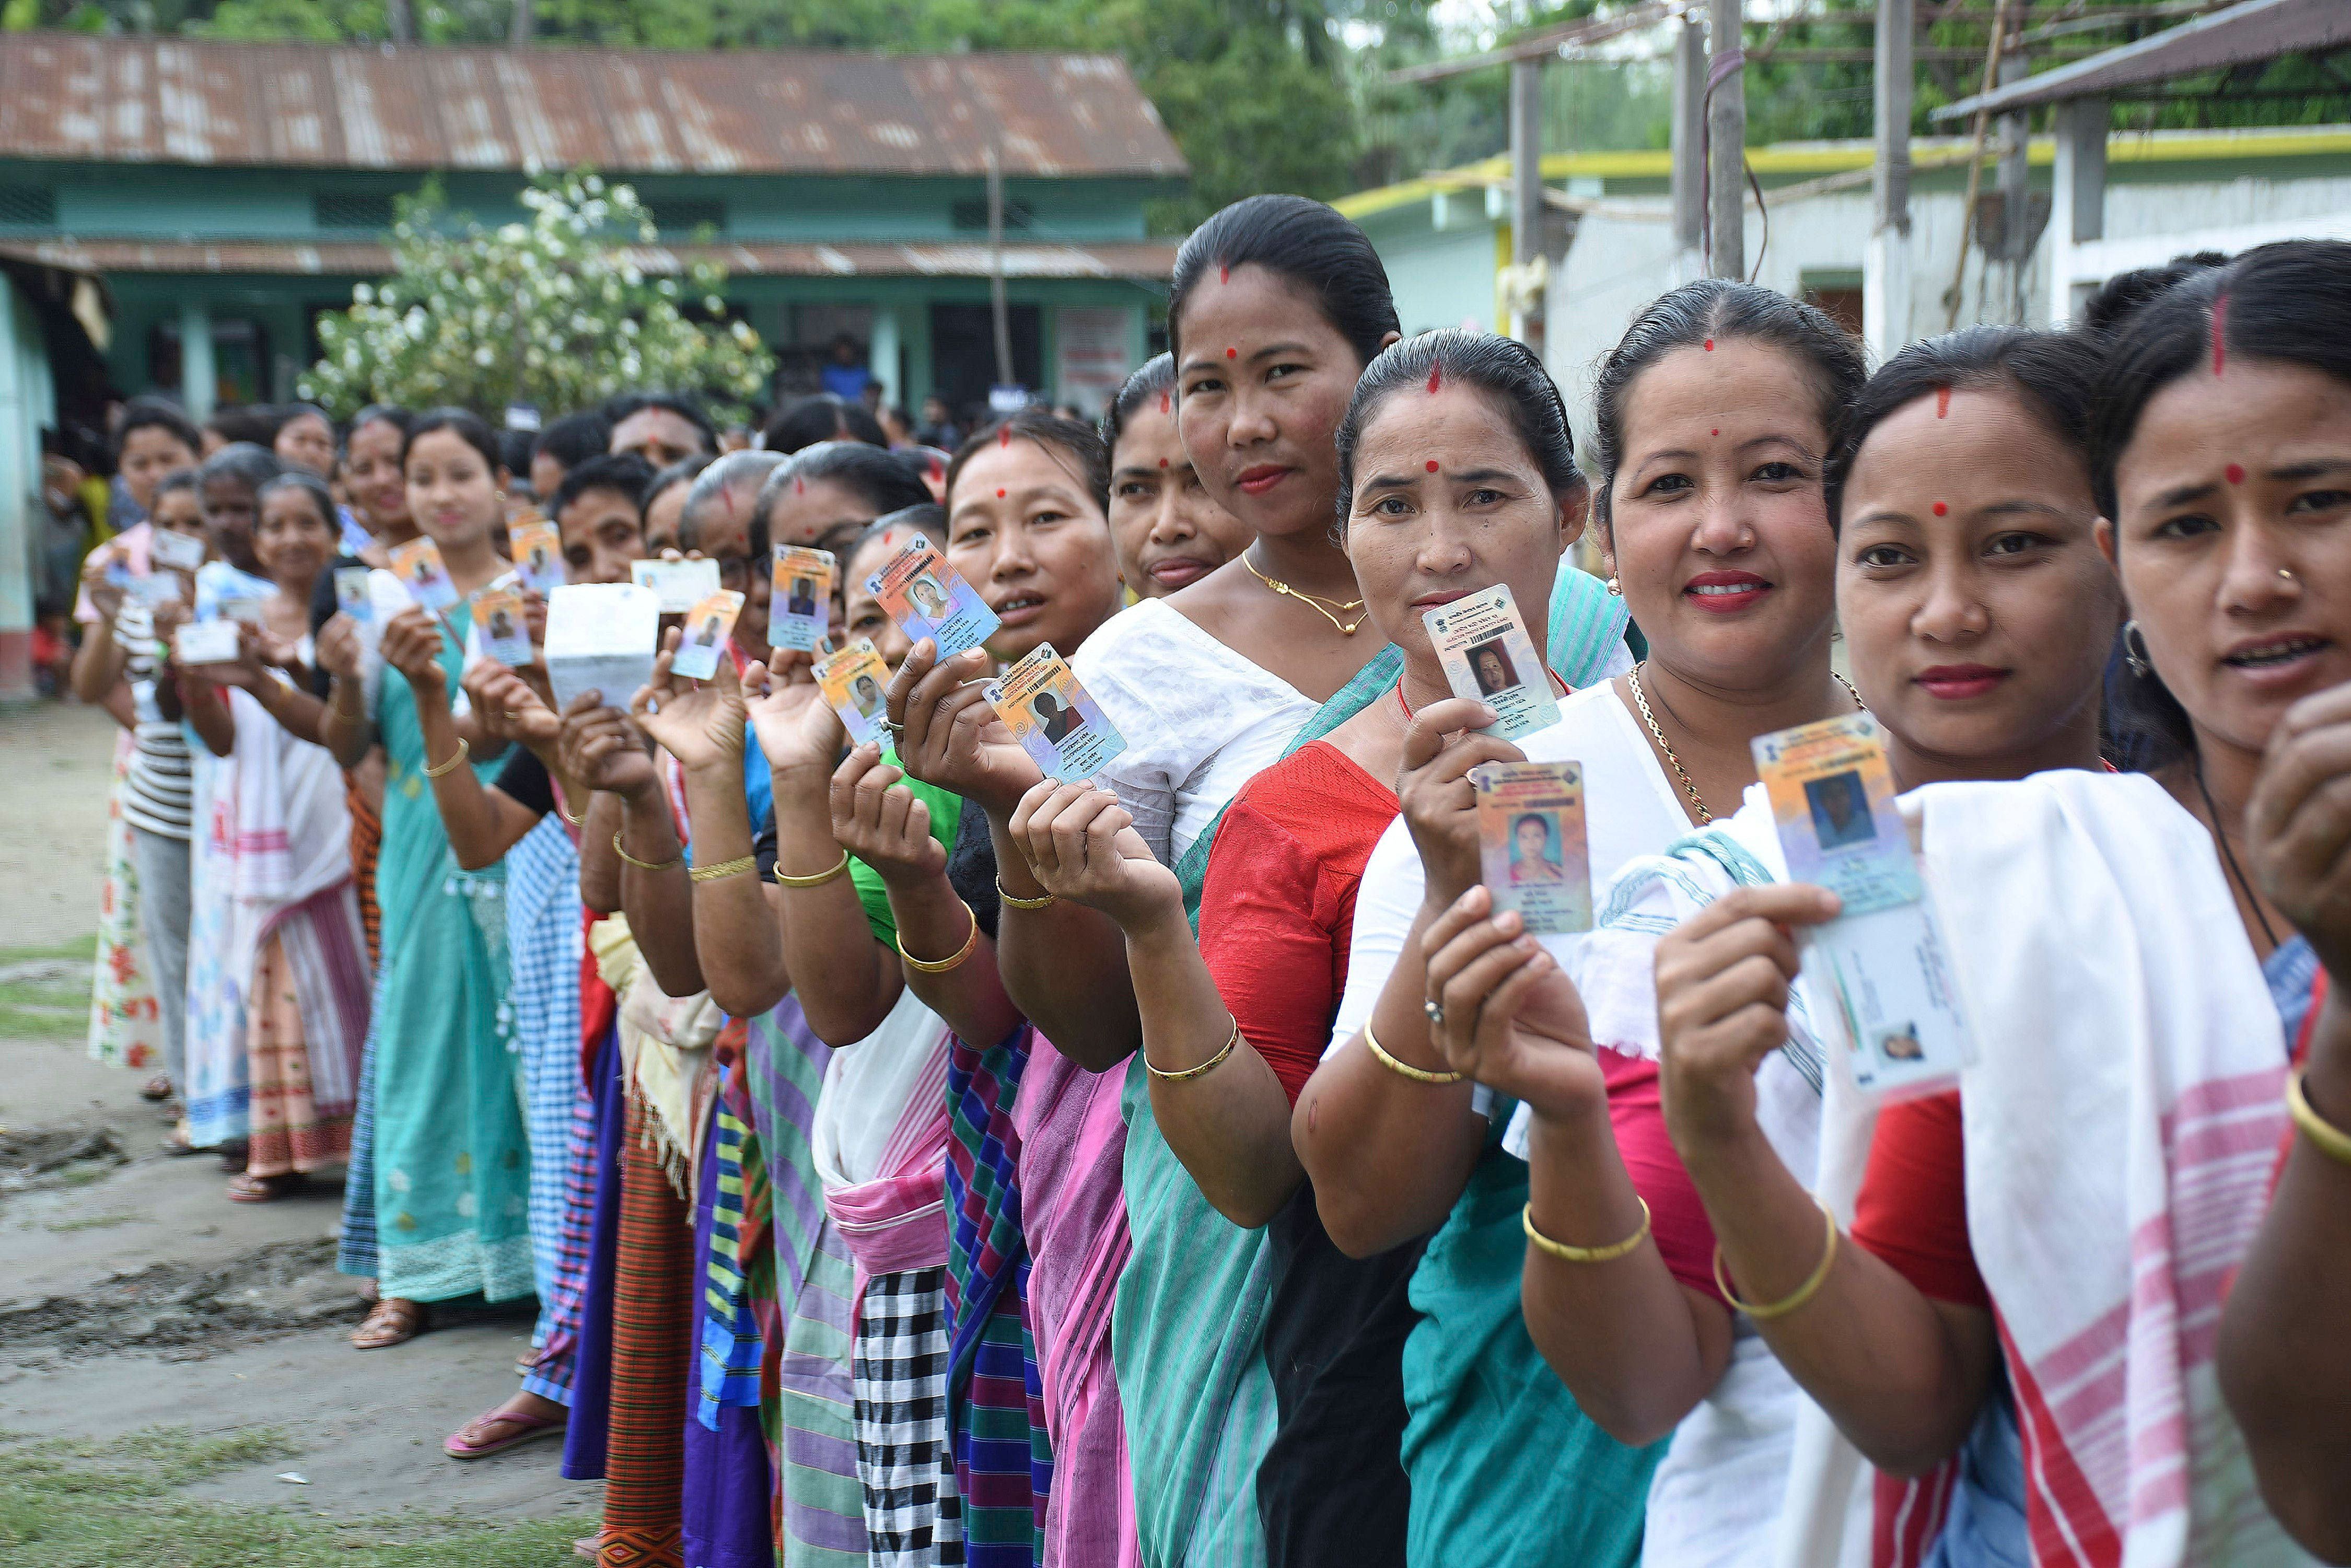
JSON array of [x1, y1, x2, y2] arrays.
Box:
[[42, 1212, 134, 1233], [0, 935, 97, 966], [0, 1424, 592, 1566]]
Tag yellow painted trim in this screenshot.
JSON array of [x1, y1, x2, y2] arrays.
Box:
[[1495, 220, 1512, 330]]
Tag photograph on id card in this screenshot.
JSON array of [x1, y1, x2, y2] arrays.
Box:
[[982, 642, 1126, 783], [1751, 712, 1921, 916], [770, 546, 835, 653], [1471, 761, 1591, 935], [1422, 584, 1561, 740], [816, 639, 893, 749], [390, 537, 460, 612], [473, 586, 535, 667], [510, 520, 566, 595], [630, 557, 721, 614], [864, 532, 999, 657], [671, 589, 745, 681], [334, 566, 375, 624]]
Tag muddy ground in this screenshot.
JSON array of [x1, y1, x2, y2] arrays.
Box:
[[0, 701, 599, 1539]]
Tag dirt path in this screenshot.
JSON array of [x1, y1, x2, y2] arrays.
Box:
[[0, 701, 600, 1541]]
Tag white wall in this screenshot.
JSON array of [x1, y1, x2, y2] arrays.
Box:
[[1382, 224, 1501, 338]]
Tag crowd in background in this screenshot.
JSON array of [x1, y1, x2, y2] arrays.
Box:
[[49, 192, 2351, 1568]]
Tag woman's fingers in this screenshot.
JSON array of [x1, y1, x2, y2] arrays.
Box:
[[1471, 947, 1557, 1054], [877, 784, 916, 846], [1436, 941, 1548, 1055], [1424, 884, 1503, 955], [1400, 698, 1497, 772]]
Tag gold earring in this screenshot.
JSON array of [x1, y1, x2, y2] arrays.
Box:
[[1604, 576, 1621, 596]]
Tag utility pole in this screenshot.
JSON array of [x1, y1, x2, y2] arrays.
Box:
[[509, 0, 532, 46], [1670, 14, 1707, 283], [985, 146, 1015, 394], [1509, 57, 1546, 351], [385, 0, 414, 43], [1995, 44, 2031, 322], [1866, 0, 1914, 357], [1706, 0, 1746, 280]]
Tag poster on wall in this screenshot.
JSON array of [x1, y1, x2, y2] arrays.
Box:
[[1053, 307, 1133, 419]]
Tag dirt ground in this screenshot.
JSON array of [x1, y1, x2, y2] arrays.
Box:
[[0, 701, 601, 1554]]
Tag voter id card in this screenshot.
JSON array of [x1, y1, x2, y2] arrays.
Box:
[[816, 638, 892, 750], [510, 520, 566, 595], [1471, 761, 1591, 936], [983, 642, 1126, 783], [671, 589, 744, 682], [390, 538, 460, 613], [865, 532, 998, 659], [631, 556, 721, 614], [473, 586, 534, 667], [770, 546, 835, 653], [1423, 584, 1560, 741]]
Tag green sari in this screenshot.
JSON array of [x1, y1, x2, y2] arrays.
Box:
[[370, 617, 534, 1304]]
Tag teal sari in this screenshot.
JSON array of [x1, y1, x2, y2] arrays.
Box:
[[370, 614, 534, 1304]]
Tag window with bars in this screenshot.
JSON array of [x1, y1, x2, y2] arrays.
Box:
[[950, 200, 1033, 234], [312, 192, 394, 231], [654, 200, 727, 236], [0, 185, 57, 228]]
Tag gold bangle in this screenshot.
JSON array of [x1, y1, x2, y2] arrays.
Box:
[[2287, 1069, 2351, 1167], [995, 876, 1057, 911], [560, 807, 586, 828], [611, 829, 683, 874], [690, 854, 758, 884], [1524, 1197, 1652, 1264], [421, 737, 471, 777], [1146, 1016, 1241, 1084], [897, 902, 980, 974], [773, 850, 851, 889], [1712, 1200, 1840, 1321], [1362, 1020, 1464, 1085]]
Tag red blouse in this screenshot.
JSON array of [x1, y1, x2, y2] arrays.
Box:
[[1850, 1091, 1989, 1309]]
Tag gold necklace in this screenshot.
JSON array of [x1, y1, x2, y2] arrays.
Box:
[[1239, 548, 1367, 635], [1625, 663, 1865, 824]]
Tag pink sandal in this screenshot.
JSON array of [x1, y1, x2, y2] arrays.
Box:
[[443, 1403, 567, 1461]]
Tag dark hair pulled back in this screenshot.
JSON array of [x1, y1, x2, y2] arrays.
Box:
[[763, 392, 887, 455], [1589, 278, 1865, 537], [772, 440, 933, 523], [944, 410, 1110, 516], [846, 503, 948, 580], [1101, 354, 1176, 457], [345, 403, 413, 455], [403, 408, 504, 476], [256, 469, 341, 534], [1334, 329, 1584, 534], [197, 442, 285, 494], [1168, 195, 1399, 368]]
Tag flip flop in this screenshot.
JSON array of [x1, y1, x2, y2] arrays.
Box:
[[139, 1074, 173, 1102], [444, 1404, 567, 1461], [350, 1296, 427, 1350], [226, 1171, 307, 1203]]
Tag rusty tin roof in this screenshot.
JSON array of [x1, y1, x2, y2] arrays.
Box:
[[0, 33, 1187, 180]]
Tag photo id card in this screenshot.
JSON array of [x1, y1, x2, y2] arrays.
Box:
[[1423, 584, 1561, 741], [544, 582, 661, 713], [510, 520, 567, 595], [770, 546, 836, 653], [172, 619, 242, 666], [390, 538, 460, 613], [127, 572, 185, 607], [473, 586, 535, 668], [1471, 761, 1591, 936], [630, 557, 721, 614], [334, 566, 375, 623], [982, 642, 1127, 783], [149, 529, 207, 573], [671, 589, 745, 682], [864, 532, 999, 658], [1752, 712, 1972, 1098], [816, 638, 893, 750]]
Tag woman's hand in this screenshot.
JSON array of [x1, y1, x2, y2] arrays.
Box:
[[1397, 697, 1522, 911], [558, 691, 659, 800], [630, 629, 749, 773], [315, 613, 363, 683], [379, 607, 448, 697], [2251, 683, 2351, 984], [465, 665, 560, 751], [1421, 884, 1599, 1116], [830, 743, 948, 889], [79, 547, 125, 622], [740, 651, 844, 777], [886, 640, 1041, 812], [1655, 885, 1841, 1153], [1008, 780, 1181, 931]]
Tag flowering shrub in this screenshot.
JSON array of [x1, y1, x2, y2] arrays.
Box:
[[301, 170, 773, 421]]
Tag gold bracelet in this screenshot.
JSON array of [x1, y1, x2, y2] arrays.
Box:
[[560, 807, 586, 828], [2287, 1070, 2351, 1167], [690, 854, 759, 884], [421, 736, 471, 777], [897, 902, 980, 974], [1362, 1020, 1464, 1085], [611, 829, 683, 874], [1146, 1016, 1241, 1084], [995, 876, 1057, 911], [1713, 1200, 1840, 1321], [1524, 1197, 1652, 1264], [774, 850, 851, 889]]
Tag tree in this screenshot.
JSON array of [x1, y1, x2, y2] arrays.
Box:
[[299, 170, 773, 420]]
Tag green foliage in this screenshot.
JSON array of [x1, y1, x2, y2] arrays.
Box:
[[299, 170, 773, 421]]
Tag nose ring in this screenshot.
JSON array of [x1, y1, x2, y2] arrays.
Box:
[[2279, 567, 2297, 581]]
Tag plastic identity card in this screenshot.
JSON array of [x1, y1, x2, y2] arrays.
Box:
[[1471, 761, 1591, 936], [334, 566, 375, 623], [671, 589, 745, 682], [544, 582, 661, 713], [770, 546, 836, 653], [127, 572, 185, 607], [510, 520, 567, 595], [389, 538, 460, 613], [219, 593, 267, 626], [473, 586, 535, 667], [864, 532, 999, 658], [173, 619, 242, 666], [149, 528, 207, 573], [1422, 584, 1561, 741], [630, 557, 721, 614], [816, 638, 893, 750], [983, 642, 1127, 783], [1751, 711, 1973, 1097]]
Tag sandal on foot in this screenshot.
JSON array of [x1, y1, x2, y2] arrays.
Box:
[[444, 1404, 566, 1460], [161, 1124, 201, 1157], [226, 1171, 306, 1203], [350, 1296, 427, 1350], [214, 1140, 249, 1174], [139, 1074, 173, 1102], [573, 1534, 604, 1562]]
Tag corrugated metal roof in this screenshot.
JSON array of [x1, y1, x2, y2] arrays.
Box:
[[0, 33, 1187, 179], [0, 235, 1181, 282], [1933, 0, 2351, 119]]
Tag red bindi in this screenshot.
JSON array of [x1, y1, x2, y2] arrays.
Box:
[[999, 427, 1011, 448], [1935, 385, 1951, 419], [1425, 460, 1440, 473], [1226, 347, 1237, 359], [1931, 502, 1948, 517], [1703, 338, 1715, 352], [1710, 428, 1719, 437], [1158, 458, 1168, 469], [996, 488, 1006, 498], [2226, 463, 2246, 485], [1219, 264, 1229, 285], [1426, 363, 1442, 395], [794, 475, 804, 495], [1159, 391, 1171, 415]]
